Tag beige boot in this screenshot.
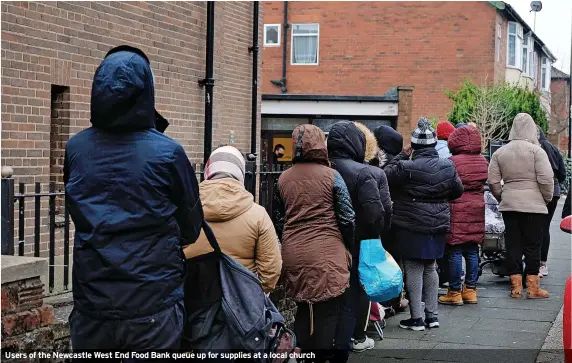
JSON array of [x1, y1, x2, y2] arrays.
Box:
[[509, 275, 522, 298], [438, 289, 463, 306], [462, 284, 478, 304], [526, 275, 549, 299]]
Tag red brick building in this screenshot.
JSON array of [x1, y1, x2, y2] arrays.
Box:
[[550, 67, 571, 155], [1, 1, 261, 259], [261, 0, 555, 148]]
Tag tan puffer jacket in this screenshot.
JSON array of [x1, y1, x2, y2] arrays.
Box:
[[488, 113, 554, 214], [183, 178, 282, 293]]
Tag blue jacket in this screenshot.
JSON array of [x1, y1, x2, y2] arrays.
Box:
[[436, 140, 451, 158], [64, 48, 203, 319]]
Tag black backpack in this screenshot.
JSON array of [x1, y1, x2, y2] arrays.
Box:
[[182, 222, 295, 362]]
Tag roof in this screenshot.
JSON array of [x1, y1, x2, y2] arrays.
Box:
[[262, 87, 399, 102], [551, 67, 570, 80], [490, 1, 557, 62]]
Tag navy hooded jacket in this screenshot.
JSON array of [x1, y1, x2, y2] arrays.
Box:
[[64, 47, 203, 319]]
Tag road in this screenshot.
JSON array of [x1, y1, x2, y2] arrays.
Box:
[[350, 202, 570, 363]]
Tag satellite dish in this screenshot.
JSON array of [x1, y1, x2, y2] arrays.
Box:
[[530, 1, 542, 12]]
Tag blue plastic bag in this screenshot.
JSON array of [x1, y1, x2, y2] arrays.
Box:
[[358, 239, 403, 303]]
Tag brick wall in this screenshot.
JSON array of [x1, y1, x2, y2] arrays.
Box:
[[550, 77, 570, 153], [1, 1, 262, 257], [261, 1, 498, 127]]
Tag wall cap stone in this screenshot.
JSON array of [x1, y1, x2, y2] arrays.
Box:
[[397, 86, 415, 91], [1, 256, 48, 285]]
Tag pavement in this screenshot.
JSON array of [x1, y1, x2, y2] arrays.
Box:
[[349, 201, 571, 363]]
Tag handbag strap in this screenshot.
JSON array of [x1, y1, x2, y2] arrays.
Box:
[[202, 221, 222, 254]]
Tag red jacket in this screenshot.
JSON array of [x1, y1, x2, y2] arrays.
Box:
[[446, 126, 488, 246]]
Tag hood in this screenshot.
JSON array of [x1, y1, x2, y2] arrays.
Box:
[[199, 179, 254, 222], [353, 122, 379, 162], [327, 121, 366, 162], [373, 125, 403, 157], [508, 113, 540, 146], [448, 125, 482, 155], [292, 124, 329, 166], [90, 47, 157, 131]]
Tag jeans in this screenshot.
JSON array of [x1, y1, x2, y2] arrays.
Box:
[[502, 212, 544, 276], [448, 243, 479, 291], [541, 197, 560, 262]]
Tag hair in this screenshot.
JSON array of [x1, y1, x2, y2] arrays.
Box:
[[274, 144, 285, 152]]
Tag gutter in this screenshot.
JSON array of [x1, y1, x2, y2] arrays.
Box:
[[199, 2, 215, 165], [249, 2, 259, 155], [270, 1, 288, 93]]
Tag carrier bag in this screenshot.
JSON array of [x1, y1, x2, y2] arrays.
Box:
[[183, 221, 295, 362], [358, 239, 403, 303]]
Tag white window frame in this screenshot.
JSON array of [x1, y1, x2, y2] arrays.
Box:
[[496, 24, 502, 62], [522, 36, 531, 75], [533, 51, 539, 82], [263, 24, 281, 47], [291, 23, 320, 66], [541, 56, 551, 91], [506, 21, 522, 69]]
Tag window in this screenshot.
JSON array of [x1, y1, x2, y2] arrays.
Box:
[[291, 23, 319, 65], [496, 24, 502, 62], [533, 51, 539, 81], [541, 57, 551, 91], [263, 24, 280, 47], [507, 22, 522, 68], [521, 36, 534, 75]]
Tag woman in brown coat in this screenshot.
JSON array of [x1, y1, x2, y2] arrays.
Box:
[[184, 146, 282, 294], [275, 124, 355, 362], [488, 113, 554, 299]]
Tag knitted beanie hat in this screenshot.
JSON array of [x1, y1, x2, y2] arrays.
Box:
[[411, 117, 437, 147], [204, 146, 246, 184], [436, 121, 455, 140]]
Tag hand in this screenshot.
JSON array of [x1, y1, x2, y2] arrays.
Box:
[[403, 147, 413, 157]]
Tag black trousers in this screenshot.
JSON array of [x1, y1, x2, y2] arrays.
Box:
[[541, 197, 560, 262], [502, 212, 544, 276], [295, 296, 342, 363], [352, 287, 370, 341]]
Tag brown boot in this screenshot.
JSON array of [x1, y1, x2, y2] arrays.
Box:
[[526, 275, 549, 299], [509, 275, 522, 298], [462, 284, 478, 304], [438, 289, 463, 306]]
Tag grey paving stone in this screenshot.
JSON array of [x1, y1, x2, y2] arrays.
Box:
[[360, 338, 437, 360], [478, 297, 564, 311], [425, 343, 538, 363], [422, 327, 546, 348], [447, 306, 559, 322], [471, 317, 552, 333]]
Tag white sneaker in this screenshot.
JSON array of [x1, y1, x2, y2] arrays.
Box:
[[352, 336, 375, 352], [539, 264, 548, 277]]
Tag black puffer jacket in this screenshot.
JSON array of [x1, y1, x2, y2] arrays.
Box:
[[538, 128, 566, 197], [328, 122, 384, 258], [384, 148, 464, 234], [371, 125, 403, 168]]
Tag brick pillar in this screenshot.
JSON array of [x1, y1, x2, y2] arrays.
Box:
[[1, 256, 60, 353], [397, 86, 414, 147]]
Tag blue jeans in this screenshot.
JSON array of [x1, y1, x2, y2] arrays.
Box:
[[448, 244, 479, 291]]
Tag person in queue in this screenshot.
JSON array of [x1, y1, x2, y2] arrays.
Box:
[[275, 124, 355, 363], [327, 121, 385, 361], [488, 113, 554, 299], [384, 117, 463, 331], [184, 146, 282, 294], [64, 46, 203, 351]]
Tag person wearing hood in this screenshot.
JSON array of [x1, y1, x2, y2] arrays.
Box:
[[438, 126, 488, 306], [536, 126, 567, 277], [488, 113, 554, 299], [183, 146, 282, 294], [275, 124, 355, 363], [327, 121, 384, 359], [436, 121, 455, 158], [371, 125, 404, 168], [64, 46, 203, 350], [384, 117, 463, 331]]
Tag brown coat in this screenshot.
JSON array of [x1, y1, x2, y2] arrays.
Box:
[[277, 124, 354, 303], [488, 113, 554, 214], [183, 178, 282, 293]]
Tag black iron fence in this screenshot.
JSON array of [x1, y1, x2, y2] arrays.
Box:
[[0, 163, 288, 295]]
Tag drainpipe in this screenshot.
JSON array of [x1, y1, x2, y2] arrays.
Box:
[[271, 1, 288, 93], [249, 2, 259, 155], [199, 2, 215, 165]]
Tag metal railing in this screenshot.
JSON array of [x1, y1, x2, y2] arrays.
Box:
[[0, 163, 288, 294]]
